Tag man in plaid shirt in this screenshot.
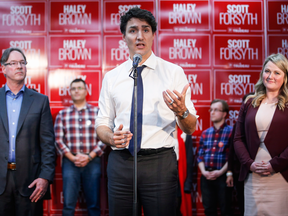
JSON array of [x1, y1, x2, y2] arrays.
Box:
[[54, 78, 105, 216], [197, 99, 233, 216]]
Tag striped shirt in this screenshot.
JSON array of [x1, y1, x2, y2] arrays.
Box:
[[197, 123, 232, 170], [54, 103, 105, 156]]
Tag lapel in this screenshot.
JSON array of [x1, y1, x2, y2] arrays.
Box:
[[264, 105, 278, 143], [246, 103, 260, 159], [0, 87, 9, 135], [16, 87, 34, 136]]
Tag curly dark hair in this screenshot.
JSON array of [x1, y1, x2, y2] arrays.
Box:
[[120, 7, 157, 35]]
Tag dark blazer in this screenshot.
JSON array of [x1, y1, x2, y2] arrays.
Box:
[[234, 98, 288, 182], [0, 86, 56, 196]]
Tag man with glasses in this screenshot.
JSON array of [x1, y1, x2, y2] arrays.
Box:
[[0, 47, 56, 216], [54, 78, 105, 216], [197, 99, 233, 216]]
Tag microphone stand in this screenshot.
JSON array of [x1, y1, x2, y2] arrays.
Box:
[[132, 66, 138, 216]]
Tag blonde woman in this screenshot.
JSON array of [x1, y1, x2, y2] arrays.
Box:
[[234, 53, 288, 215]]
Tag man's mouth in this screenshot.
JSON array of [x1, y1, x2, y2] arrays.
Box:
[[136, 43, 145, 48]]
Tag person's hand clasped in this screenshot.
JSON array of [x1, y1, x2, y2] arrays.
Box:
[[203, 170, 218, 180], [163, 84, 189, 116], [250, 161, 274, 176], [110, 124, 133, 148], [74, 153, 89, 167], [28, 178, 49, 202], [209, 170, 221, 180]]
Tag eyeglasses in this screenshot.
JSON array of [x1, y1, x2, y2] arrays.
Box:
[[208, 109, 224, 113], [70, 87, 86, 91], [4, 61, 27, 67]]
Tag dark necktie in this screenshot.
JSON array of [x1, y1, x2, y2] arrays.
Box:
[[129, 65, 146, 156]]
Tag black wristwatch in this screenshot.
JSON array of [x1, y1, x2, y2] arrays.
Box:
[[180, 109, 189, 119]]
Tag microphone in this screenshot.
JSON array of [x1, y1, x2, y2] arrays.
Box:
[[132, 54, 142, 68]]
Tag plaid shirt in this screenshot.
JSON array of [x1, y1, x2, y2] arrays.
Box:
[[54, 103, 105, 156], [197, 123, 232, 170]]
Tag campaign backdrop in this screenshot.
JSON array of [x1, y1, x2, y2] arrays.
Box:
[[0, 0, 285, 215]]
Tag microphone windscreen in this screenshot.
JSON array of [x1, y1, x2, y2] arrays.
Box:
[[133, 54, 142, 68]]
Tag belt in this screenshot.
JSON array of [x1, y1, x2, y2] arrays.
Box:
[[7, 162, 16, 170], [206, 167, 216, 171], [119, 147, 173, 156], [137, 147, 173, 156], [71, 153, 89, 156]]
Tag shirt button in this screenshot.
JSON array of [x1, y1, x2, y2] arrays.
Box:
[[13, 110, 15, 112], [80, 126, 82, 129], [12, 149, 14, 152], [210, 162, 213, 164], [214, 140, 217, 142], [12, 135, 14, 138], [79, 119, 82, 121], [80, 134, 82, 136], [12, 122, 15, 125], [211, 154, 214, 156], [213, 147, 216, 149]]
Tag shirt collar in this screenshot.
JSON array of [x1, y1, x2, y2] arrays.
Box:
[[213, 122, 227, 132], [126, 52, 156, 73], [5, 84, 25, 94], [71, 103, 90, 111]]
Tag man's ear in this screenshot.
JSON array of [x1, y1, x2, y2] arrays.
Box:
[[1, 65, 6, 77]]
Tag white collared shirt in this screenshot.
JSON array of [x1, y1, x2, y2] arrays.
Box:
[[96, 52, 198, 149]]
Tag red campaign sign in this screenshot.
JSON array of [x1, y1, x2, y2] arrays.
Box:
[[192, 106, 211, 142], [267, 0, 288, 33], [213, 35, 264, 68], [25, 69, 47, 95], [159, 0, 210, 32], [226, 106, 241, 127], [50, 177, 88, 213], [103, 35, 129, 69], [43, 198, 48, 212], [49, 1, 100, 34], [192, 176, 205, 214], [0, 36, 47, 69], [213, 0, 263, 33], [214, 70, 259, 105], [103, 34, 157, 70], [184, 70, 212, 104], [0, 1, 46, 35], [48, 70, 100, 105], [49, 35, 100, 69], [268, 35, 288, 59], [159, 34, 211, 68], [103, 0, 154, 33], [0, 69, 47, 95]]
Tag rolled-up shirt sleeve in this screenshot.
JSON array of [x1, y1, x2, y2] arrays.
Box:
[[96, 73, 116, 130]]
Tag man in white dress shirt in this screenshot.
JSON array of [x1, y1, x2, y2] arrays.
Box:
[[96, 7, 198, 216]]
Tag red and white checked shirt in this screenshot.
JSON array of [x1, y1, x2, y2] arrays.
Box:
[[54, 103, 105, 156]]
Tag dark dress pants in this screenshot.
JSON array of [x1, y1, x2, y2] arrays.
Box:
[[201, 174, 231, 216], [0, 170, 43, 216], [107, 148, 178, 216]]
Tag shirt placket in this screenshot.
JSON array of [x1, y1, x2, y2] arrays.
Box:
[[211, 129, 220, 169], [78, 109, 84, 153]]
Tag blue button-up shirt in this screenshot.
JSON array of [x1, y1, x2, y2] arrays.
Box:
[[6, 84, 25, 162]]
